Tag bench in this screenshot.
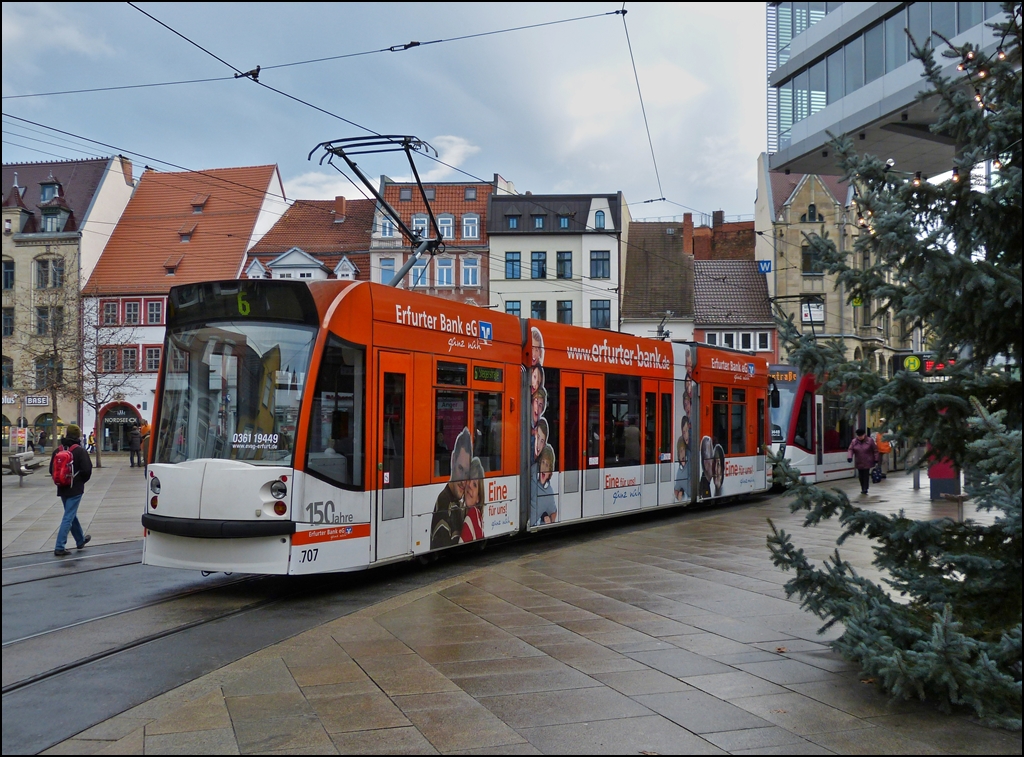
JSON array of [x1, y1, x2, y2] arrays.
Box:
[[7, 452, 44, 487]]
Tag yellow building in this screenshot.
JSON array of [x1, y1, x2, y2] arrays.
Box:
[[2, 158, 134, 451]]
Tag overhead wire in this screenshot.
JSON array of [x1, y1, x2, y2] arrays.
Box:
[[620, 4, 663, 198]]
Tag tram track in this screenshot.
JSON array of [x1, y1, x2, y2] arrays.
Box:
[[1, 544, 144, 587]]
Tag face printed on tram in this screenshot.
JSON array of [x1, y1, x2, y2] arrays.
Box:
[[530, 365, 544, 394], [534, 417, 549, 460], [682, 379, 692, 417], [713, 444, 725, 492], [532, 386, 547, 427], [701, 435, 715, 482], [448, 428, 473, 498], [465, 476, 480, 508], [531, 327, 545, 367], [538, 445, 555, 487]]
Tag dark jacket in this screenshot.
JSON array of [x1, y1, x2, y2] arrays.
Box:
[[49, 436, 93, 498], [129, 427, 143, 452], [848, 436, 879, 470]]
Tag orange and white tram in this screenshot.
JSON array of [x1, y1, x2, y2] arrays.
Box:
[[143, 279, 772, 575]]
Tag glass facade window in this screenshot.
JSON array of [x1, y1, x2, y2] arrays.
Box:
[[864, 22, 884, 84], [808, 58, 826, 115], [844, 35, 863, 95], [590, 300, 611, 329], [826, 48, 844, 104], [505, 252, 521, 279], [908, 3, 931, 49], [885, 9, 908, 73], [931, 2, 956, 43], [556, 251, 572, 279], [794, 68, 809, 123], [557, 300, 572, 325]]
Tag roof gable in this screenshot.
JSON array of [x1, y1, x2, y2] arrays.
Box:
[[249, 198, 375, 255], [269, 246, 324, 269], [2, 158, 114, 223], [621, 222, 694, 319]]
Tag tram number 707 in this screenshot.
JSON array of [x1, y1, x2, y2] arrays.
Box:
[[298, 548, 318, 563], [305, 500, 336, 524]]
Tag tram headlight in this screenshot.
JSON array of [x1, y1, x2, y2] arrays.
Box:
[[150, 477, 161, 495], [270, 480, 288, 500]]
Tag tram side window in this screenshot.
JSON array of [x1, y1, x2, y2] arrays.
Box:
[[794, 391, 813, 450], [537, 367, 559, 470], [822, 392, 852, 452], [731, 389, 746, 454], [660, 392, 672, 462], [306, 336, 365, 489], [435, 388, 469, 477], [712, 387, 729, 452], [473, 391, 502, 472], [644, 392, 656, 465], [605, 374, 641, 467]]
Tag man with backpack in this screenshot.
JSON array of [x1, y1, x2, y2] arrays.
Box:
[[49, 424, 92, 557]]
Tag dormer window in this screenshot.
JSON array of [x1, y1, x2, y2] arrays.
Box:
[[191, 194, 210, 214], [380, 216, 395, 238], [411, 214, 428, 238], [40, 183, 58, 202], [42, 213, 62, 233], [438, 215, 454, 239], [595, 210, 606, 230], [178, 222, 197, 243], [399, 187, 412, 201], [464, 187, 477, 201], [559, 216, 569, 229], [507, 215, 520, 230], [424, 188, 436, 201]]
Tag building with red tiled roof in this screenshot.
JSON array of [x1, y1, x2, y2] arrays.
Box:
[[80, 164, 284, 448], [755, 152, 909, 375], [2, 157, 135, 446], [620, 221, 695, 341], [244, 196, 375, 281], [369, 175, 514, 307]]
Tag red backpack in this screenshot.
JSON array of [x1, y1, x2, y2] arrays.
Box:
[[52, 444, 78, 487]]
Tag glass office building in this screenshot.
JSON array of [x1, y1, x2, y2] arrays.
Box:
[[767, 3, 1009, 175]]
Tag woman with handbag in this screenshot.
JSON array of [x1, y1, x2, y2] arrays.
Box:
[[848, 428, 879, 495]]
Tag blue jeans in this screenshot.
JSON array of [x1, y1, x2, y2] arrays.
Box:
[[55, 494, 85, 551], [130, 450, 143, 467]]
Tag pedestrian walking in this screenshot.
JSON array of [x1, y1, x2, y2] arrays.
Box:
[[874, 428, 891, 478], [87, 430, 96, 454], [49, 424, 92, 557], [848, 427, 879, 495], [128, 422, 143, 468], [38, 429, 48, 454]]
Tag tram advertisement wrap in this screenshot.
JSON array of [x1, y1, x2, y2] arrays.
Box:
[[529, 326, 558, 526], [673, 344, 695, 503]]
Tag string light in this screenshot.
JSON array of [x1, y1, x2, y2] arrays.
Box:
[[997, 48, 1006, 60], [993, 158, 1002, 170], [952, 167, 960, 182], [913, 172, 922, 187]]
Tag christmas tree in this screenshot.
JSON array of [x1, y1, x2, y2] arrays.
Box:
[[767, 4, 1022, 728]]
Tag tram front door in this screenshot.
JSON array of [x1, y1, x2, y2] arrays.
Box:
[[375, 351, 413, 562]]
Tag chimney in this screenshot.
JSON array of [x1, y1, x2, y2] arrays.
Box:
[[334, 196, 347, 223], [712, 210, 724, 228], [682, 213, 693, 255], [118, 155, 134, 186]]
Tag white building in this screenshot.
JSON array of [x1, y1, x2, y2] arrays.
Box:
[[487, 193, 630, 329]]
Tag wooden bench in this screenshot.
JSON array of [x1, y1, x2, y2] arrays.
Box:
[[7, 452, 44, 487]]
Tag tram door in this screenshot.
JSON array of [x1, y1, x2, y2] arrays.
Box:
[[559, 374, 583, 521], [582, 374, 604, 518], [641, 379, 659, 506], [657, 381, 674, 505], [375, 352, 413, 562]]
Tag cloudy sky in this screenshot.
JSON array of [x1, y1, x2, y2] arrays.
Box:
[[2, 2, 767, 219]]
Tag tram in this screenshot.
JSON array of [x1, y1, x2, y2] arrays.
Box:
[[142, 279, 771, 575], [769, 365, 855, 484]]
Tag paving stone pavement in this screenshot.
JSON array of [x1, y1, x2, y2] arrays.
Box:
[[23, 469, 1022, 755], [3, 452, 145, 556]]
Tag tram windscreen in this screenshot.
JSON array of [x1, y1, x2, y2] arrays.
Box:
[[154, 321, 317, 465], [769, 367, 799, 444]]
